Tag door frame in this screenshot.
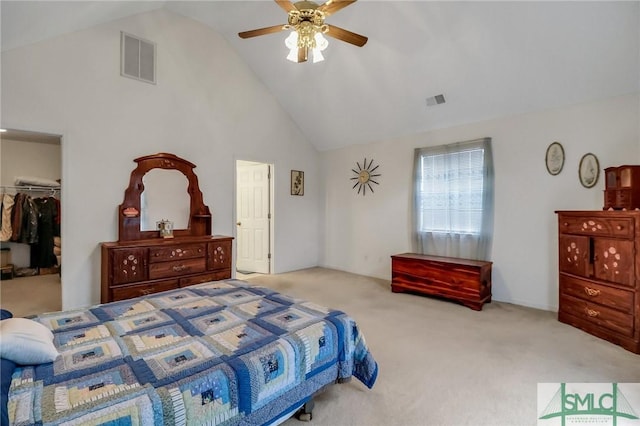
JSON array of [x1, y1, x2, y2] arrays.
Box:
[[0, 127, 63, 306], [234, 159, 275, 275]]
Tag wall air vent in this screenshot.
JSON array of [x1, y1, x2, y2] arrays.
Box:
[[426, 94, 446, 107], [121, 31, 156, 84]]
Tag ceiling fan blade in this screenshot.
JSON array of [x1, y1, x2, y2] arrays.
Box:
[[318, 0, 357, 17], [325, 25, 368, 47], [275, 0, 296, 13], [238, 25, 286, 39]]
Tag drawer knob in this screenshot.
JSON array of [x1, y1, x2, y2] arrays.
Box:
[[563, 222, 569, 227], [584, 307, 600, 318], [616, 225, 623, 230], [583, 287, 601, 297]]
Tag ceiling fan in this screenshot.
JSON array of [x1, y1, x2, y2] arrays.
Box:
[[238, 0, 368, 63]]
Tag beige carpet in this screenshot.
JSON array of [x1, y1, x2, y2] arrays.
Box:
[[0, 273, 61, 317], [243, 268, 640, 426], [1, 268, 638, 425]]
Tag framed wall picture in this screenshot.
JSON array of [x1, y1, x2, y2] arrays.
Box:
[[291, 170, 304, 196], [579, 153, 600, 188], [545, 141, 564, 175]]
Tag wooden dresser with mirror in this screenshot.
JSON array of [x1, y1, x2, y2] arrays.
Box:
[[101, 153, 233, 303]]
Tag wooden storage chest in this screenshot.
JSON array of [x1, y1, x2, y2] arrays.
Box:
[[391, 253, 492, 311]]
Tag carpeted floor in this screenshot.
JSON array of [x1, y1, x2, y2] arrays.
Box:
[[0, 273, 61, 317], [1, 267, 638, 425], [243, 268, 640, 426]]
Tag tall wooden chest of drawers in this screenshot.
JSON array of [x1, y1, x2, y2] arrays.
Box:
[[556, 211, 640, 354], [101, 235, 232, 303], [391, 253, 492, 311]]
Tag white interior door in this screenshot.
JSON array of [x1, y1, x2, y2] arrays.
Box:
[[236, 162, 271, 273]]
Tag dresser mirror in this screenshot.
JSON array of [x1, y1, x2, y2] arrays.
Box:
[[118, 153, 212, 241], [140, 169, 190, 231]]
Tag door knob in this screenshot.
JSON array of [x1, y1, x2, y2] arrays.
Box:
[[236, 222, 241, 226]]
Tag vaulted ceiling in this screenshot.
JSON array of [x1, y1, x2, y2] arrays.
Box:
[[2, 1, 638, 151]]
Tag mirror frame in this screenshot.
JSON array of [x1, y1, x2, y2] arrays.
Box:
[[118, 153, 212, 241]]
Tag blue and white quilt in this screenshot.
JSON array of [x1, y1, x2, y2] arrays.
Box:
[[6, 279, 378, 425]]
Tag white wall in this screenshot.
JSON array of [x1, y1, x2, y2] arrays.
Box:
[[0, 138, 61, 268], [320, 93, 640, 311], [0, 138, 61, 185], [1, 9, 320, 309]]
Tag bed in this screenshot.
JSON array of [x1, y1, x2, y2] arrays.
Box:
[[2, 278, 378, 425]]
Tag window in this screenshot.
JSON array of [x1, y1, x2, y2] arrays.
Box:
[[413, 138, 494, 260]]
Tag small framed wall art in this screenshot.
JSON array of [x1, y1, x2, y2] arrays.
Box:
[[291, 170, 304, 196], [579, 153, 600, 188], [545, 141, 564, 175]]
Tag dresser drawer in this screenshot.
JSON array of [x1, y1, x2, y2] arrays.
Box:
[[111, 279, 179, 301], [617, 189, 632, 207], [559, 294, 634, 337], [560, 275, 633, 313], [179, 272, 220, 287], [558, 215, 634, 238], [149, 244, 206, 263], [149, 258, 206, 279]]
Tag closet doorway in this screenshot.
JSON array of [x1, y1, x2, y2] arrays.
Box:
[[0, 129, 62, 317], [235, 160, 273, 275]]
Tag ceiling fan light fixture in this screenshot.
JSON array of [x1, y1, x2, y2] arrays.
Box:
[[285, 30, 298, 49], [314, 31, 328, 50], [286, 47, 299, 62], [239, 0, 367, 64], [312, 47, 324, 63], [285, 25, 327, 63], [285, 30, 299, 62]]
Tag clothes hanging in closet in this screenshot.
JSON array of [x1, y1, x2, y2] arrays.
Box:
[[30, 197, 59, 268], [10, 193, 39, 244], [0, 193, 15, 242], [0, 190, 61, 269]]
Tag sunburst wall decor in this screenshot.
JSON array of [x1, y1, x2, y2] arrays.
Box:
[[351, 158, 380, 196]]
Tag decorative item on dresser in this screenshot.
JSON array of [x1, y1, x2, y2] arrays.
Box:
[[556, 210, 640, 354], [391, 253, 492, 311], [101, 153, 233, 303], [604, 165, 640, 210]]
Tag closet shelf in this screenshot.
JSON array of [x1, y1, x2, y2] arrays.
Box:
[[1, 185, 60, 194]]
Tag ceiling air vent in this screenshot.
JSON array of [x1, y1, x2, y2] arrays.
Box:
[[426, 94, 446, 107], [121, 31, 156, 84]]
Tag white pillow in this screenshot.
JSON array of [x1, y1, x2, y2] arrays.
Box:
[[0, 318, 59, 364]]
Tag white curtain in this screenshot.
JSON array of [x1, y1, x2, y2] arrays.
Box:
[[413, 137, 494, 261]]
